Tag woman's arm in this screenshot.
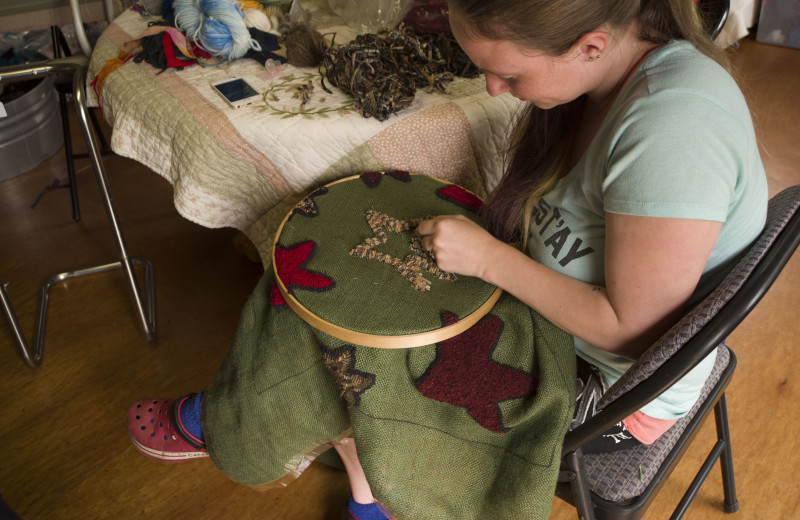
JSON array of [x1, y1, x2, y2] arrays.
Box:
[[416, 213, 722, 358]]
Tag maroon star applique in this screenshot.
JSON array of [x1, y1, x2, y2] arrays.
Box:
[[415, 311, 538, 433], [271, 241, 335, 306], [360, 170, 412, 188], [385, 170, 411, 182], [436, 184, 483, 213], [361, 171, 383, 188]]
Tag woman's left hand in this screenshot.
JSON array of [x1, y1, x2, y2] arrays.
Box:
[[416, 215, 504, 279]]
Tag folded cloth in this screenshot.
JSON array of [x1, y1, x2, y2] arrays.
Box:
[[243, 28, 286, 65]]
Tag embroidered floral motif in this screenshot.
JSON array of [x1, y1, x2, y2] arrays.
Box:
[[257, 71, 353, 119], [436, 184, 483, 212], [292, 187, 329, 218], [349, 209, 456, 292], [416, 311, 538, 433], [271, 241, 335, 306], [319, 343, 376, 406]]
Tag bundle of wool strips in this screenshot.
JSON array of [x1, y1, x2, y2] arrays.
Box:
[[322, 26, 480, 121], [240, 0, 289, 33]]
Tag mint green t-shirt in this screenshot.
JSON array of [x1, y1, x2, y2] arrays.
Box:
[[526, 40, 767, 419]]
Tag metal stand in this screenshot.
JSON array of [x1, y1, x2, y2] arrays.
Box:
[[1, 56, 157, 368]]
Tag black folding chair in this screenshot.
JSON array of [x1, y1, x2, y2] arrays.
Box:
[[556, 185, 800, 519], [697, 0, 731, 40]]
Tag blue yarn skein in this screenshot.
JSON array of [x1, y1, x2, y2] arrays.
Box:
[[174, 0, 260, 60]]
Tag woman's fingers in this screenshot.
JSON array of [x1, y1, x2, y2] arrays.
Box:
[[416, 216, 444, 237], [420, 234, 434, 252]]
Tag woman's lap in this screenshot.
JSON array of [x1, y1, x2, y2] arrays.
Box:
[[202, 269, 577, 519]]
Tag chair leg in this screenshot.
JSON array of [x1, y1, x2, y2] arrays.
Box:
[[670, 393, 738, 519], [69, 64, 157, 344], [2, 59, 157, 367], [88, 106, 111, 152], [51, 24, 81, 222], [57, 90, 82, 222], [715, 394, 739, 513], [563, 449, 597, 520], [2, 260, 155, 368]]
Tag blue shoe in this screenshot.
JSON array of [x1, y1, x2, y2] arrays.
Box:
[[341, 495, 396, 520]]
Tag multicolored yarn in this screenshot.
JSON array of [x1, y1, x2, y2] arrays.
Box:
[[173, 0, 260, 60], [291, 187, 328, 218], [319, 343, 376, 407]]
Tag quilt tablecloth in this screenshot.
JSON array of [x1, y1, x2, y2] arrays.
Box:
[[87, 8, 523, 266]]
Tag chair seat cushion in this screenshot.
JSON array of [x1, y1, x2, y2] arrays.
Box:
[[583, 345, 730, 503]]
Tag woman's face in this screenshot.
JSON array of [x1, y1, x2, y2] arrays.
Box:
[[449, 10, 589, 109]]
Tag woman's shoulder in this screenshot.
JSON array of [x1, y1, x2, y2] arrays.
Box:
[[618, 40, 751, 133], [640, 40, 740, 100]]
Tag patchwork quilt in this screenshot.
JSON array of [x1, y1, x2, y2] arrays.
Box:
[[87, 8, 522, 266]]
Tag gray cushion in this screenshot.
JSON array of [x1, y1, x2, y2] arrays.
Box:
[[584, 346, 729, 503]]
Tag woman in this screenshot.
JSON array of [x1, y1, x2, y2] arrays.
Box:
[[128, 0, 766, 518], [418, 0, 766, 452]]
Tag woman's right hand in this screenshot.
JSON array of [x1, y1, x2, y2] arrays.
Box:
[[416, 215, 506, 280]]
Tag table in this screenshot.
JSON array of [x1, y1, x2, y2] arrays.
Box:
[[86, 6, 522, 267]]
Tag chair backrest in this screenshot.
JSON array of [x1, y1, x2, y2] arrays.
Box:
[[563, 184, 800, 453], [697, 0, 731, 40]]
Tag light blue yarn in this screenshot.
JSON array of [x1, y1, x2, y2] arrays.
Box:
[[174, 0, 261, 60]]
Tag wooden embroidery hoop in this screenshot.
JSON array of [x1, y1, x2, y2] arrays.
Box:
[[272, 173, 503, 349]]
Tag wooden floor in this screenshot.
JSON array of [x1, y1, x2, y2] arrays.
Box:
[[1, 36, 798, 519]]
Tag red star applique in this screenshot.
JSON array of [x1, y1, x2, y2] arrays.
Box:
[[271, 241, 335, 306], [415, 311, 538, 433], [436, 184, 483, 212]]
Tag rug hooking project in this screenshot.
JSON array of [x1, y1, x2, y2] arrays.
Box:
[[206, 177, 576, 519], [272, 171, 502, 348], [204, 268, 577, 518]]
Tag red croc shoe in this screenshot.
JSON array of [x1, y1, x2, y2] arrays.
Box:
[[127, 397, 210, 462]]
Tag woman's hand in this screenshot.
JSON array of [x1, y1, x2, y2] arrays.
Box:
[[416, 215, 505, 279]]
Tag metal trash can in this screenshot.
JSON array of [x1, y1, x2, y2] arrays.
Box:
[[0, 75, 63, 181]]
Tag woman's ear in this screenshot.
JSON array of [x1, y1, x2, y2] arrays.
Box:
[[573, 31, 611, 62]]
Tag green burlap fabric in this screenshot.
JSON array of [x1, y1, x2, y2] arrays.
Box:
[[202, 173, 577, 519]]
